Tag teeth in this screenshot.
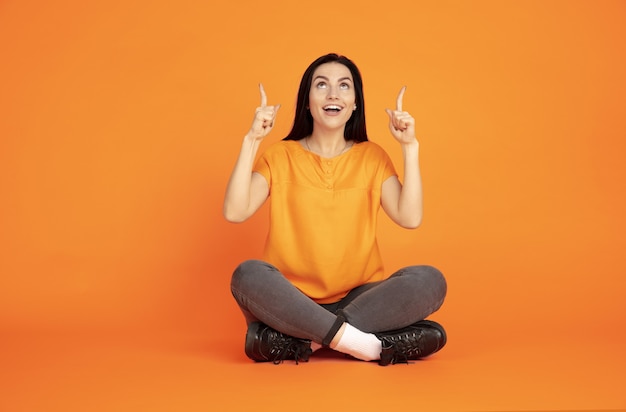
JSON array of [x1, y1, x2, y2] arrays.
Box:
[[324, 105, 341, 110]]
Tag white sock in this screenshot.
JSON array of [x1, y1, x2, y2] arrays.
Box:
[[334, 323, 382, 361], [310, 342, 322, 352]]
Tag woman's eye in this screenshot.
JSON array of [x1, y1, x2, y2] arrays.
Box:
[[340, 83, 350, 90], [316, 82, 327, 88]]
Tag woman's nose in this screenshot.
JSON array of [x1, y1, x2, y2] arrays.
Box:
[[326, 86, 338, 99]]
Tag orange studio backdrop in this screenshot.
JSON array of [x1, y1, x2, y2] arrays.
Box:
[[1, 0, 625, 338], [1, 1, 625, 408]]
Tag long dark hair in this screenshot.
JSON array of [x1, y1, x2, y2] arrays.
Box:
[[283, 53, 368, 143]]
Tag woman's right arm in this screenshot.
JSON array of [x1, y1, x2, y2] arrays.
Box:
[[223, 84, 279, 223]]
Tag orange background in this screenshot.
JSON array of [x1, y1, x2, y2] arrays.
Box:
[[1, 0, 625, 411]]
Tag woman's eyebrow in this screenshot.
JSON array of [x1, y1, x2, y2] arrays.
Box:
[[313, 75, 353, 82]]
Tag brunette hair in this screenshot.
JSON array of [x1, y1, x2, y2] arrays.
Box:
[[283, 53, 368, 142]]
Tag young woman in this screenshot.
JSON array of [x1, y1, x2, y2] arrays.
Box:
[[224, 53, 447, 365]]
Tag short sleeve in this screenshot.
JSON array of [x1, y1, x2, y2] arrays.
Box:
[[253, 152, 271, 187], [380, 148, 397, 181]]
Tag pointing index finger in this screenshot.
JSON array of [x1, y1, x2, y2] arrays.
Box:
[[396, 86, 406, 112], [259, 83, 267, 107]]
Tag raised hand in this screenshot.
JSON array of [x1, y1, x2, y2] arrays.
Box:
[[385, 86, 417, 145], [247, 83, 280, 141]]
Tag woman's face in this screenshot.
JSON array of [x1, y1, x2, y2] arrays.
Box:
[[308, 62, 356, 133]]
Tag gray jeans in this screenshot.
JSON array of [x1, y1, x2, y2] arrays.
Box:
[[230, 259, 447, 344]]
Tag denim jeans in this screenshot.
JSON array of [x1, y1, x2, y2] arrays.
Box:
[[230, 259, 447, 343]]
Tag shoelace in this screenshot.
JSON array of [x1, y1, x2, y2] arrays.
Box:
[[387, 329, 425, 364], [267, 332, 310, 365]]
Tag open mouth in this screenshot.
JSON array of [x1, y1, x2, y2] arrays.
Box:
[[323, 105, 343, 113]]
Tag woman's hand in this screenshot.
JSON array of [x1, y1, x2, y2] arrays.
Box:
[[246, 83, 280, 141], [385, 86, 417, 145]]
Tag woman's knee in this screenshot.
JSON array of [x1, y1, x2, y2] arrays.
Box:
[[409, 265, 447, 302], [231, 259, 269, 291]]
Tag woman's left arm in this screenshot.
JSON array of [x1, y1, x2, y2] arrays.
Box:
[[380, 86, 423, 229]]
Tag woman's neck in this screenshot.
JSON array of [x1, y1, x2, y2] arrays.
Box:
[[305, 132, 351, 158], [307, 129, 348, 157]]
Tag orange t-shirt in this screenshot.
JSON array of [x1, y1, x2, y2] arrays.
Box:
[[253, 140, 397, 304]]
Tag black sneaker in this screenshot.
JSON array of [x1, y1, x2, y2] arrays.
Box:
[[244, 322, 313, 364], [376, 320, 447, 366]]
